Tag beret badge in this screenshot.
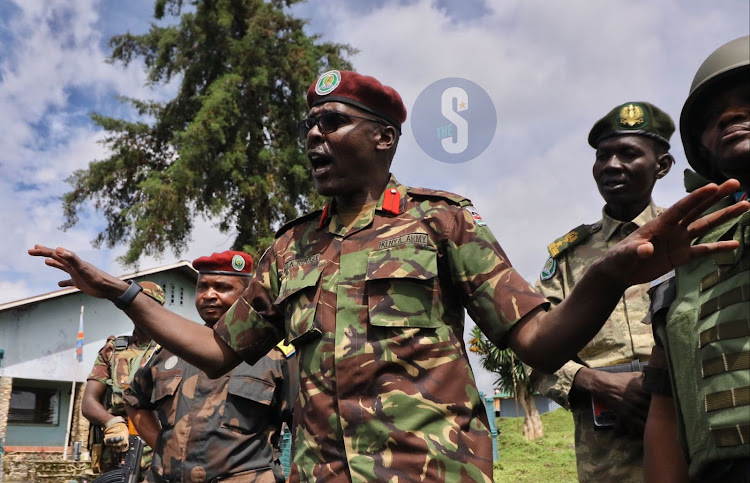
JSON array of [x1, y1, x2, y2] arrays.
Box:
[[619, 103, 646, 128], [231, 254, 245, 272], [315, 70, 342, 96]]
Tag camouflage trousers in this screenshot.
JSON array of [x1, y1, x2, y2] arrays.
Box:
[[572, 405, 644, 483], [152, 467, 283, 482]]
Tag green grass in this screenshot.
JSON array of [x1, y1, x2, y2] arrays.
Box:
[[493, 408, 577, 482]]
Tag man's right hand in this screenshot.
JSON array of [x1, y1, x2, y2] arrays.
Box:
[[27, 245, 128, 300], [574, 368, 650, 435], [103, 416, 130, 452]]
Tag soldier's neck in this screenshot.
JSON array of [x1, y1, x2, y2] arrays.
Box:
[[605, 198, 650, 223], [131, 328, 150, 345]]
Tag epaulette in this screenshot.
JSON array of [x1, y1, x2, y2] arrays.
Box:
[[275, 340, 296, 358], [547, 223, 596, 258], [275, 209, 324, 238], [407, 186, 472, 207], [114, 335, 130, 351]]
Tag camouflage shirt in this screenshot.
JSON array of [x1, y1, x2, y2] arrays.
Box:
[[213, 175, 547, 482], [88, 335, 158, 415], [531, 201, 661, 483], [123, 345, 294, 483], [87, 334, 157, 475]]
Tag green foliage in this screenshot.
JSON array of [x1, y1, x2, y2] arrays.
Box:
[[62, 0, 354, 263], [493, 409, 577, 482], [469, 326, 530, 396]]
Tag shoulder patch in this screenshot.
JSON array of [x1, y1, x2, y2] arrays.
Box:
[[407, 186, 472, 207], [540, 256, 557, 280], [464, 206, 486, 226], [275, 209, 323, 238], [547, 223, 593, 258]]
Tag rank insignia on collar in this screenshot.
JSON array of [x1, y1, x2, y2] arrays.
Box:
[[540, 256, 556, 281], [619, 103, 645, 128]]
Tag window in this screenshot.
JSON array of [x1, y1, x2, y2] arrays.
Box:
[[8, 387, 59, 425], [170, 283, 175, 305], [179, 287, 184, 306]]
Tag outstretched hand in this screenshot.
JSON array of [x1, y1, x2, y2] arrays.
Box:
[[27, 245, 126, 300], [603, 179, 749, 287]]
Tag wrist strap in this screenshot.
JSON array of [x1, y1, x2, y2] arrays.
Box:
[[105, 416, 126, 428], [114, 281, 143, 310]]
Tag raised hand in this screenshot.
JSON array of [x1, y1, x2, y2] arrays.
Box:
[[602, 179, 749, 287], [27, 245, 127, 300]]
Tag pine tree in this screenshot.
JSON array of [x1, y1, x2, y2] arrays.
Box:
[[62, 0, 354, 263]]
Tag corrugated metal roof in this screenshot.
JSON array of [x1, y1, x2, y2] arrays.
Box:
[[0, 261, 198, 312]]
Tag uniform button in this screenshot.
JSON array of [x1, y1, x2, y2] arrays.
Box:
[[391, 189, 397, 194]]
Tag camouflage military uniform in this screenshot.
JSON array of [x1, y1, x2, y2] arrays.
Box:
[[532, 202, 662, 482], [88, 335, 158, 476], [213, 175, 548, 482], [123, 344, 295, 483]]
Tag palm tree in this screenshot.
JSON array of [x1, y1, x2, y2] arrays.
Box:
[[469, 326, 543, 440]]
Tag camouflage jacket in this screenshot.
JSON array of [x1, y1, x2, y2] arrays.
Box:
[[123, 344, 294, 483], [213, 175, 547, 482], [87, 334, 157, 416], [532, 202, 661, 409]]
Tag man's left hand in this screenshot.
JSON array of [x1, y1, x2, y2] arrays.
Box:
[[103, 417, 130, 452], [600, 179, 749, 288]]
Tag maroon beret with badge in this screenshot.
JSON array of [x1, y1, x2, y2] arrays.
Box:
[[192, 251, 253, 277], [306, 70, 407, 130]]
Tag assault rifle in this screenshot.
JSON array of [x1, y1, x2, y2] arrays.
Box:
[[91, 434, 145, 483]]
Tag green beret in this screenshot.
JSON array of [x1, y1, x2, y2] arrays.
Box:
[[588, 101, 675, 149]]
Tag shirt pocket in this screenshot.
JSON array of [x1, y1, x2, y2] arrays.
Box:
[[276, 261, 324, 345], [151, 375, 182, 427], [365, 245, 444, 328], [222, 375, 276, 434]]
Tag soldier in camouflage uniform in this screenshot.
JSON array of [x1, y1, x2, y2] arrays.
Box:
[[31, 71, 749, 483], [82, 281, 165, 480], [643, 36, 750, 482], [123, 251, 296, 483], [532, 102, 676, 482]]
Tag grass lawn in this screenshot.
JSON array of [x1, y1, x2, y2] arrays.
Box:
[[493, 408, 577, 482]]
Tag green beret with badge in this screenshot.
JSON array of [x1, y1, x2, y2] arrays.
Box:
[[588, 101, 675, 149]]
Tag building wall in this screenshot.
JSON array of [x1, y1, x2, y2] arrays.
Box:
[[0, 270, 200, 448], [0, 272, 199, 383]]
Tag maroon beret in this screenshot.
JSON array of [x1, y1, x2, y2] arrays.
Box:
[[306, 70, 407, 130], [192, 251, 253, 277]]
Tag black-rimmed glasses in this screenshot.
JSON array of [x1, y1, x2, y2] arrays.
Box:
[[297, 112, 388, 141]]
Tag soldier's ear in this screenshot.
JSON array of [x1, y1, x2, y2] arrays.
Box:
[[655, 153, 674, 179], [374, 125, 398, 152]]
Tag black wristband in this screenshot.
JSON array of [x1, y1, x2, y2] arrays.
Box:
[[114, 281, 143, 310]]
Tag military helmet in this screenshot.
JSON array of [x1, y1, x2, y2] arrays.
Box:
[[680, 36, 750, 182]]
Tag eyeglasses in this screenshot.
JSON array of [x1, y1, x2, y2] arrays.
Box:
[[297, 111, 388, 141]]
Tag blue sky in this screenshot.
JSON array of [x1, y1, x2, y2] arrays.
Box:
[[1, 0, 748, 394]]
